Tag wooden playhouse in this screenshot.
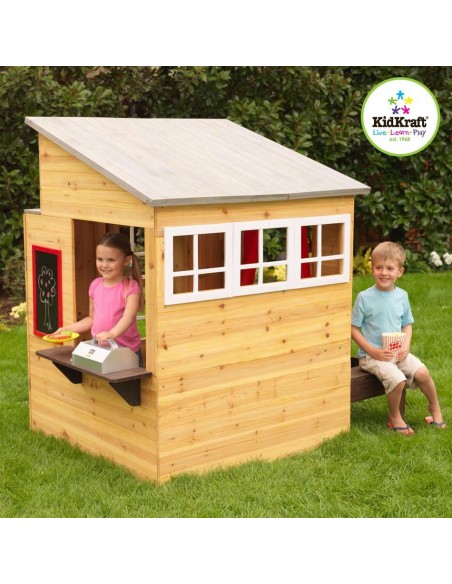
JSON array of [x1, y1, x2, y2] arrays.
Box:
[[24, 117, 370, 482]]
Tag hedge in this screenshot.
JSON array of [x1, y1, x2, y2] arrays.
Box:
[[1, 66, 450, 295]]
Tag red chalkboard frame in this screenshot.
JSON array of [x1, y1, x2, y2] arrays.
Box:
[[32, 245, 63, 337]]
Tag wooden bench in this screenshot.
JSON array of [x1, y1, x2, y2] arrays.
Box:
[[350, 356, 406, 415]]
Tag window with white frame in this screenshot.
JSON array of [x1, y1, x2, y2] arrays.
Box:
[[294, 215, 350, 288], [164, 224, 233, 305], [164, 214, 350, 305], [232, 219, 292, 296]]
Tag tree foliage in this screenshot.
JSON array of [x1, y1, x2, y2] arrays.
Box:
[[0, 66, 450, 294]]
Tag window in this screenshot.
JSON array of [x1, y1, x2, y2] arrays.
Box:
[[294, 215, 350, 288], [164, 214, 350, 305], [233, 220, 292, 296], [164, 224, 233, 305]]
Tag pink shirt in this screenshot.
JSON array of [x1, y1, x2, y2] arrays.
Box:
[[89, 277, 141, 352]]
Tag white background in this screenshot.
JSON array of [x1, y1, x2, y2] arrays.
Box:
[[1, 2, 448, 581]]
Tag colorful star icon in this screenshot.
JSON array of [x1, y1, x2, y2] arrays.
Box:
[[405, 96, 413, 104], [388, 97, 397, 105], [396, 90, 405, 100], [392, 106, 400, 114], [402, 105, 410, 114]]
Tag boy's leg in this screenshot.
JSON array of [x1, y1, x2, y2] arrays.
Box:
[[360, 356, 411, 431], [386, 380, 411, 431], [398, 355, 445, 426], [414, 367, 444, 425]]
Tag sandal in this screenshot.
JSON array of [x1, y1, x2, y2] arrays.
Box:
[[424, 416, 446, 429], [387, 421, 415, 435]]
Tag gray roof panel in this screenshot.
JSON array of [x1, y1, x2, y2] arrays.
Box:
[[26, 117, 370, 206]]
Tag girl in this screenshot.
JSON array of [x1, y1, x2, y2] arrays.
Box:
[[57, 232, 144, 365]]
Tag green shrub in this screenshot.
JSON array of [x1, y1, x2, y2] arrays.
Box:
[[1, 247, 25, 301], [353, 247, 372, 275], [404, 249, 432, 273], [1, 66, 450, 291], [0, 66, 123, 291]]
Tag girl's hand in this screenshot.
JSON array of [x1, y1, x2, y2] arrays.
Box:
[[53, 326, 71, 334], [95, 331, 113, 344], [47, 330, 72, 339]]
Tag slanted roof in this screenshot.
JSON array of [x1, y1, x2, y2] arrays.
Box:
[[26, 117, 370, 207]]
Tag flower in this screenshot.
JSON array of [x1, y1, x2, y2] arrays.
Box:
[[10, 302, 27, 321], [428, 250, 451, 270]]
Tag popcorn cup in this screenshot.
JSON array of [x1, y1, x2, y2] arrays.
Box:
[[382, 332, 406, 362]]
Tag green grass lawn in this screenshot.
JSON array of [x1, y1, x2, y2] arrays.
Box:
[[1, 273, 451, 518]]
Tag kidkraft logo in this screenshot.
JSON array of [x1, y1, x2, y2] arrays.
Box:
[[361, 77, 440, 156]]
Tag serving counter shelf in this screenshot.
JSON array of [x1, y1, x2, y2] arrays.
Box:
[[36, 346, 151, 406]]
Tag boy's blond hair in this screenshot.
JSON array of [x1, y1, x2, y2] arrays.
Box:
[[371, 242, 406, 268]]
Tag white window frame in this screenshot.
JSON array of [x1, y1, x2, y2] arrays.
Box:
[[164, 223, 233, 305], [294, 214, 351, 289], [163, 214, 351, 305], [232, 219, 294, 296]]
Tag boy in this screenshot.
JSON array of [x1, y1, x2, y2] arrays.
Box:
[[351, 242, 446, 435]]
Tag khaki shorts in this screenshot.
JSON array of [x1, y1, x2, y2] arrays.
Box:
[[359, 353, 426, 394]]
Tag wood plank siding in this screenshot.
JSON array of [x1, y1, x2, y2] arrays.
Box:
[[38, 136, 154, 227], [153, 198, 354, 480]]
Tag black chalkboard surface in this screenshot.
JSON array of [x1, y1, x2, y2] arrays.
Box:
[[32, 246, 62, 336]]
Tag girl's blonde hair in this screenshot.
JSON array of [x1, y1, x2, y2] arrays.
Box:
[[98, 232, 144, 307], [371, 241, 406, 268]]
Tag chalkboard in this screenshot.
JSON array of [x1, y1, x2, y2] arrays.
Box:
[[32, 246, 62, 336]]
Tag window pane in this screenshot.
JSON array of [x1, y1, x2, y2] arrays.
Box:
[[322, 223, 343, 256], [263, 228, 287, 262], [241, 230, 259, 265], [199, 272, 225, 291], [321, 259, 343, 276], [301, 225, 318, 259], [241, 268, 258, 285], [173, 235, 193, 272], [198, 232, 225, 269], [300, 261, 318, 279], [173, 275, 193, 294], [263, 265, 287, 283]]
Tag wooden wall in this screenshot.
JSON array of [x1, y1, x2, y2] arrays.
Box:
[[25, 137, 158, 481], [38, 135, 153, 226], [154, 197, 354, 481]]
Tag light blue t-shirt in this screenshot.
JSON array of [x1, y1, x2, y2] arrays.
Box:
[[351, 285, 414, 357]]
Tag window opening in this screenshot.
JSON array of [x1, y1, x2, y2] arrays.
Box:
[[173, 234, 193, 273], [240, 230, 259, 285], [300, 225, 317, 279]]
